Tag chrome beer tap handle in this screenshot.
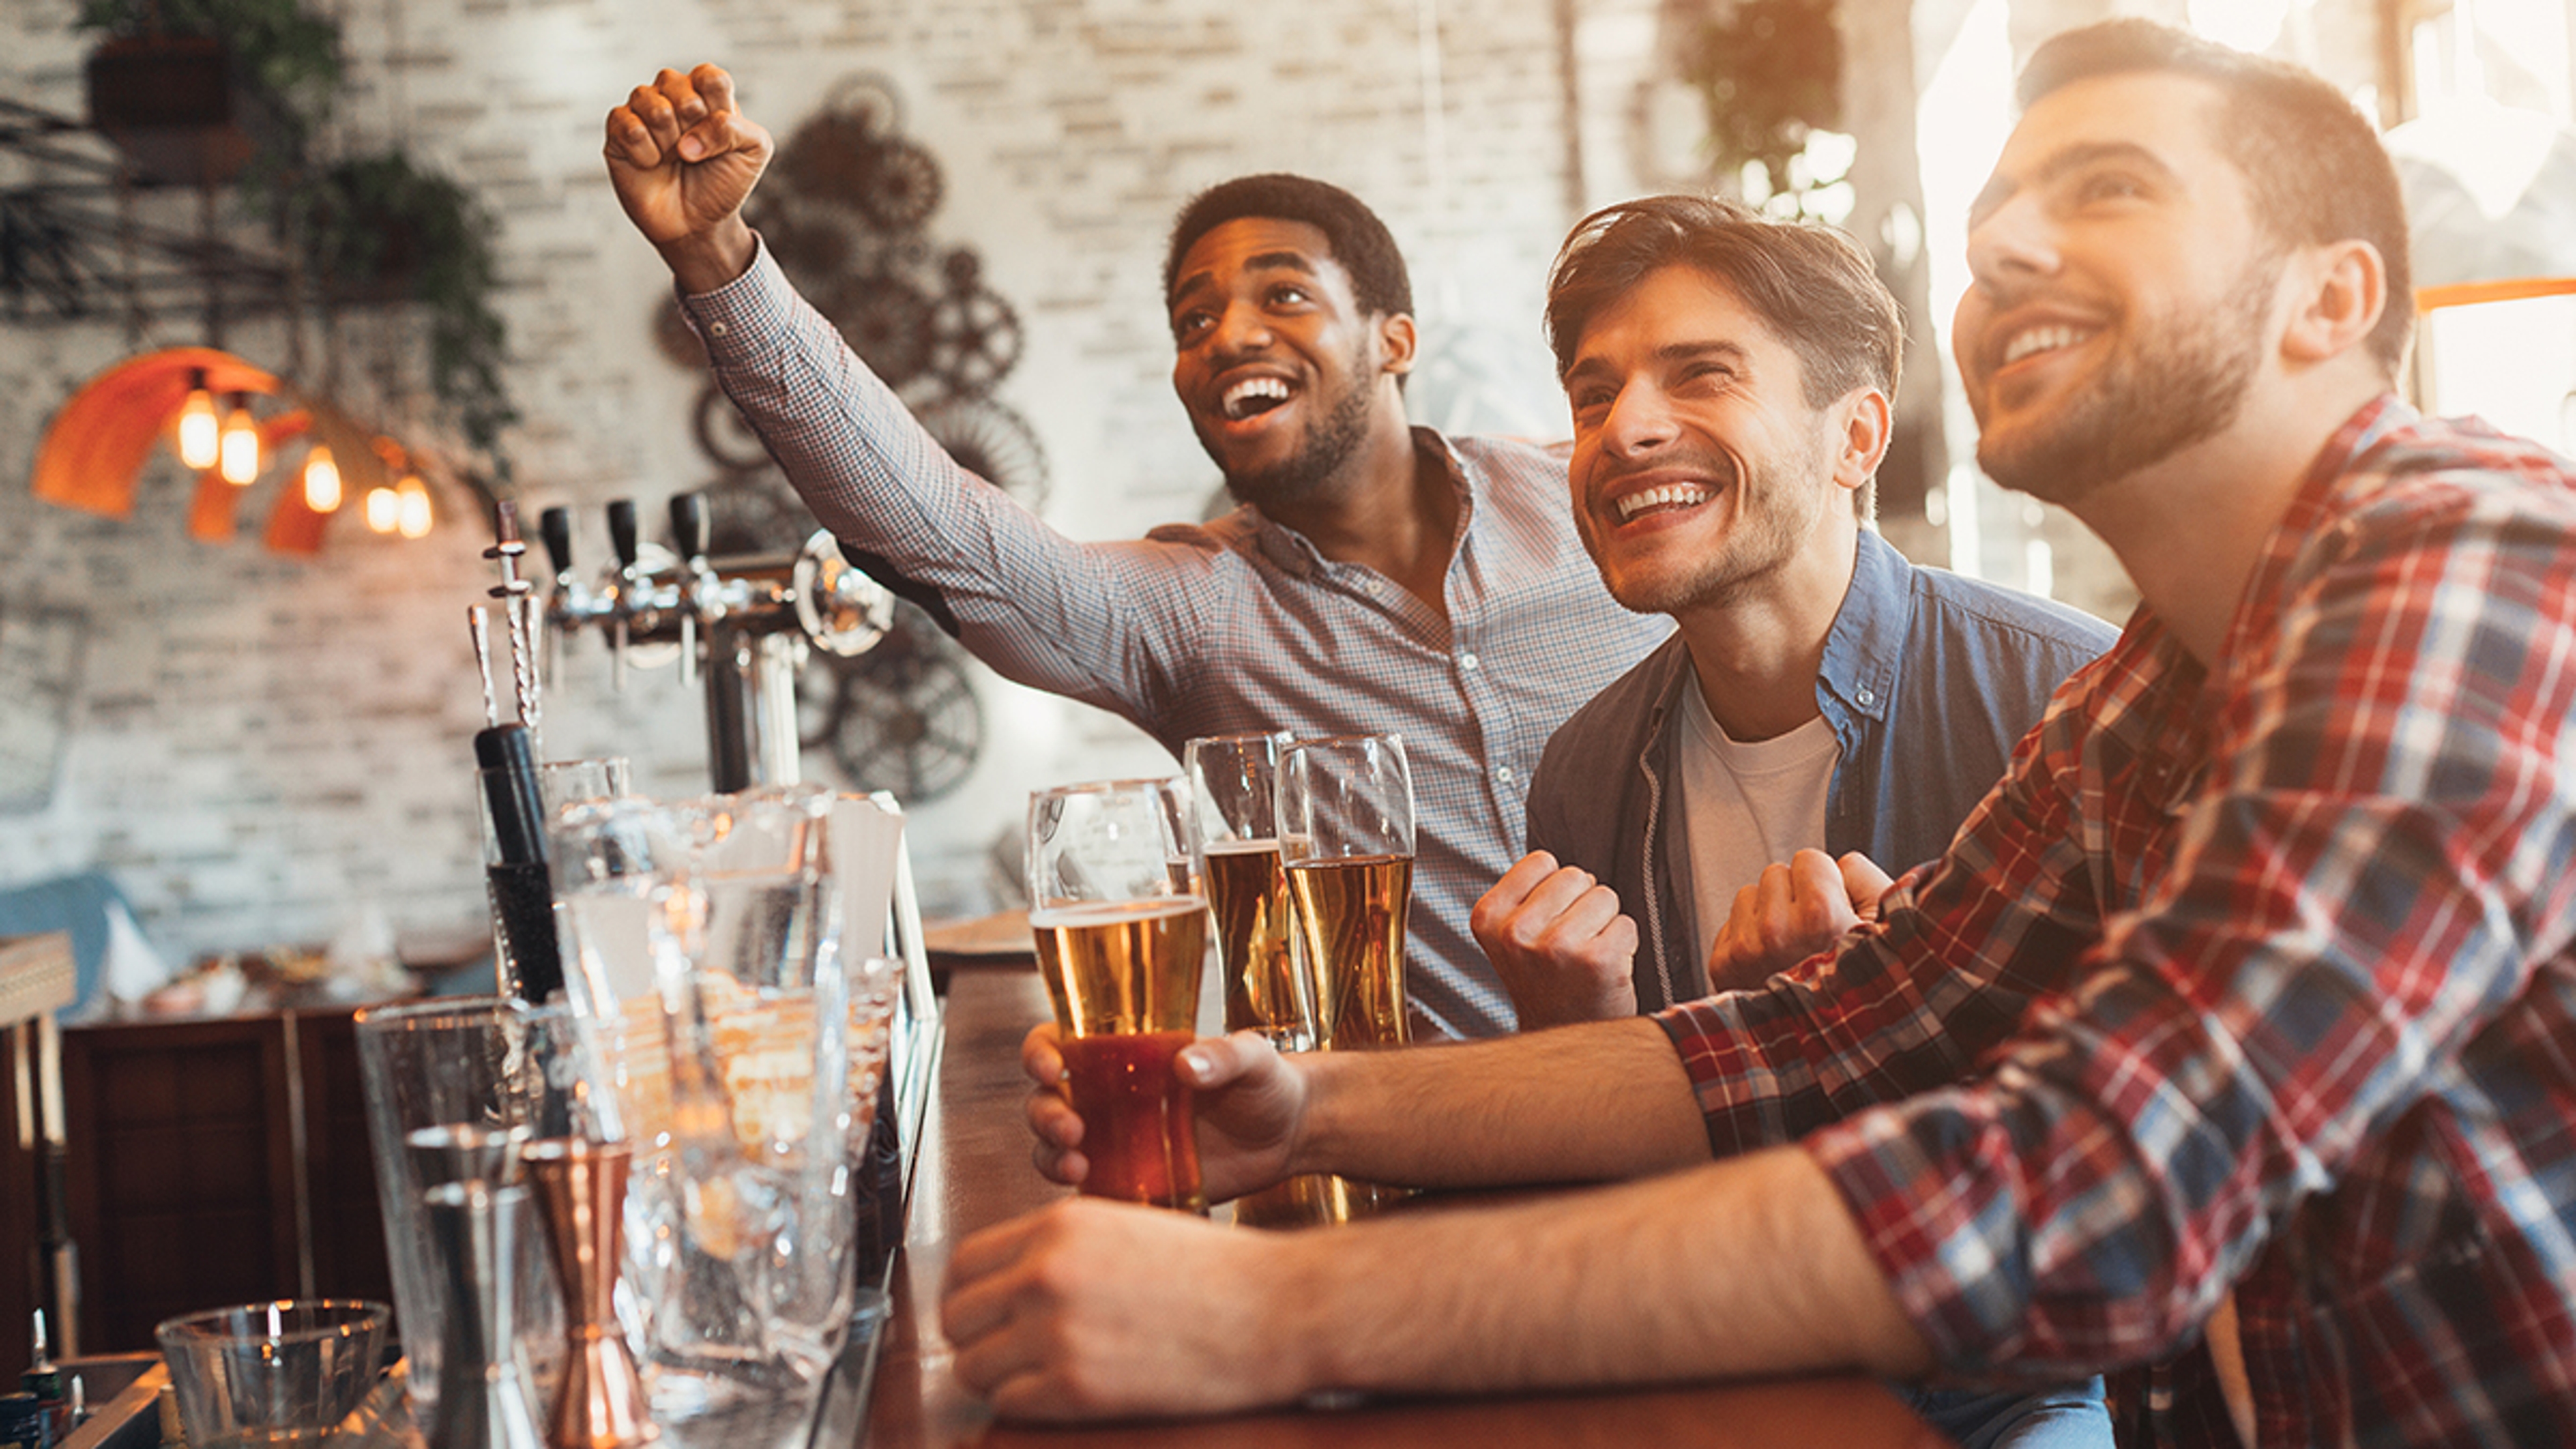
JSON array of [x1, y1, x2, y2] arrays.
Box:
[[605, 498, 640, 694], [669, 492, 709, 690]]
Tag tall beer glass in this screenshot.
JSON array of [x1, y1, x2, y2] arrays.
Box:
[[1276, 735, 1415, 1051], [1183, 733, 1318, 1051], [1026, 777, 1209, 1212]]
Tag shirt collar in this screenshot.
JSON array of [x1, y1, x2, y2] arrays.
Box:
[[1246, 426, 1477, 576], [2220, 392, 2414, 670], [1815, 529, 1907, 724]]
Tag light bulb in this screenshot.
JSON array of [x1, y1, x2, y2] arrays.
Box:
[[396, 474, 432, 538], [364, 485, 400, 533], [219, 394, 260, 485], [176, 369, 219, 470], [302, 445, 343, 512]]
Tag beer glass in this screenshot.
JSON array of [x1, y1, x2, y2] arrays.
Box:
[[353, 998, 592, 1428], [1275, 735, 1415, 1051], [549, 786, 863, 1449], [1183, 733, 1318, 1051], [1026, 777, 1209, 1212]]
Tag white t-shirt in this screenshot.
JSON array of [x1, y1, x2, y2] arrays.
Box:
[[1671, 680, 1841, 969]]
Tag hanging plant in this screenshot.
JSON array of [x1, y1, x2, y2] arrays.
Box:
[[75, 0, 517, 484], [299, 152, 517, 473], [1678, 0, 1843, 209], [77, 0, 341, 153]]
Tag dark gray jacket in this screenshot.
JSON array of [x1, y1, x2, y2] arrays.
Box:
[[1525, 529, 2119, 1013]]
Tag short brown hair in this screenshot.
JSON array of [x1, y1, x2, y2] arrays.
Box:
[[1544, 195, 1902, 409], [2019, 19, 2413, 376]]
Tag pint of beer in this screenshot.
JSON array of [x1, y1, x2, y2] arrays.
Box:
[[1276, 735, 1415, 1052], [1184, 733, 1320, 1051], [1271, 735, 1417, 1220], [1026, 778, 1209, 1212]]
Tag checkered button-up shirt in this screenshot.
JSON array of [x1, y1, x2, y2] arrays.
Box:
[[685, 242, 1671, 1037], [1660, 397, 2576, 1444]]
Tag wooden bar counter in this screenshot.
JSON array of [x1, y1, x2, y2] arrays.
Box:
[[859, 970, 1952, 1448]]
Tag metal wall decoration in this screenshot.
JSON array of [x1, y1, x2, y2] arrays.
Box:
[[668, 76, 1046, 804]]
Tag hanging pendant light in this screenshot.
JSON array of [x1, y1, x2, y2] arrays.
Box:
[[364, 484, 400, 533], [395, 474, 432, 538], [218, 392, 260, 484], [302, 444, 343, 511], [176, 368, 220, 470]]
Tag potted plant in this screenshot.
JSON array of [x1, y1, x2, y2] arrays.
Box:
[[77, 0, 517, 483]]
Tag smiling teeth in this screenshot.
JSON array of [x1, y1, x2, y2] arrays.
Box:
[[1615, 483, 1711, 521], [1223, 377, 1291, 420], [2002, 325, 2094, 366]]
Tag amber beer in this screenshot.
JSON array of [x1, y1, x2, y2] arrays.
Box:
[[1032, 897, 1209, 1211], [1285, 853, 1412, 1050], [1203, 840, 1317, 1049]]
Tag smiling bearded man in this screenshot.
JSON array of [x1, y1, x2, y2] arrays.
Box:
[[1466, 194, 2119, 1449], [604, 72, 1670, 1038], [1470, 196, 2114, 1041]]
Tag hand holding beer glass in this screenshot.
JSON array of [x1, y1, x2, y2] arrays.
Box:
[[1026, 778, 1211, 1212], [1276, 735, 1415, 1051]]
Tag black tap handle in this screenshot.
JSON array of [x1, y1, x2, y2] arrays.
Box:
[[606, 498, 639, 570], [670, 492, 708, 562], [539, 506, 574, 576]]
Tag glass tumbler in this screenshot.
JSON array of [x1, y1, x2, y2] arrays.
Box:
[[352, 998, 594, 1426]]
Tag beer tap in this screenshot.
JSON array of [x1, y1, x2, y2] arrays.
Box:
[[605, 499, 640, 694], [669, 493, 708, 690], [537, 506, 610, 686], [539, 490, 895, 791]]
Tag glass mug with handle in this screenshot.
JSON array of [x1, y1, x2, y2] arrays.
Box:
[[1026, 777, 1210, 1212]]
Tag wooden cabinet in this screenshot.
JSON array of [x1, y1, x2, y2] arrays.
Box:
[[59, 1010, 393, 1352]]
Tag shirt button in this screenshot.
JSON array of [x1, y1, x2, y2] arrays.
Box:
[[1458, 653, 1480, 672], [707, 321, 730, 337], [1495, 765, 1515, 783], [1857, 688, 1875, 705]]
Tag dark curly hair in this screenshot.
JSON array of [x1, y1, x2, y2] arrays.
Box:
[[1162, 174, 1413, 321]]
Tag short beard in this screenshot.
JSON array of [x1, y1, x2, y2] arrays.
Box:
[[1211, 375, 1378, 511], [1976, 258, 2277, 507]]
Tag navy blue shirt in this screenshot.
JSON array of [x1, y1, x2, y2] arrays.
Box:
[[1526, 528, 2118, 1012]]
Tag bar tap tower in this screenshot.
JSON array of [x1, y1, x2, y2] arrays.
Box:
[[540, 493, 893, 792]]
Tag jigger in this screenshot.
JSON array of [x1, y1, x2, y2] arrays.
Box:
[[522, 1139, 655, 1448], [424, 1181, 548, 1449]]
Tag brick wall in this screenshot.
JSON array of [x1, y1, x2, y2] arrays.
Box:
[[0, 0, 2399, 966], [0, 0, 1620, 962]]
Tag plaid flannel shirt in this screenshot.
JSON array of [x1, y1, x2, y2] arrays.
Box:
[[1660, 396, 2576, 1445], [684, 241, 1671, 1038]]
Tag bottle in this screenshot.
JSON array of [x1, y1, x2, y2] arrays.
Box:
[[18, 1315, 59, 1446], [0, 1391, 48, 1449]]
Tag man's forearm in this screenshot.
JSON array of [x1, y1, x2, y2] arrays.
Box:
[[1295, 1016, 1711, 1187], [1273, 1145, 1934, 1394]]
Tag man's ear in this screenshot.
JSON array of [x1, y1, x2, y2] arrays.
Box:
[[1377, 311, 1420, 380], [2281, 239, 2386, 364], [1832, 388, 1894, 494]]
